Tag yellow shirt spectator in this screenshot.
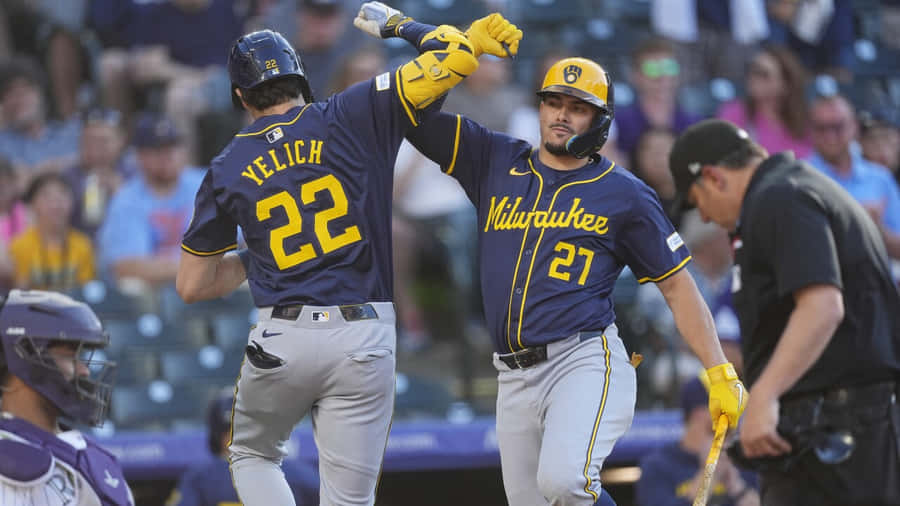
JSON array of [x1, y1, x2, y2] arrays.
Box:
[[10, 226, 95, 291]]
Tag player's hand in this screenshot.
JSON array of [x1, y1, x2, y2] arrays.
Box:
[[706, 362, 748, 429], [739, 387, 792, 458], [465, 13, 522, 58], [354, 2, 412, 39]]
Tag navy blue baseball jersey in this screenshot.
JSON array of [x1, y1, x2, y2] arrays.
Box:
[[407, 113, 691, 353], [182, 72, 424, 307]]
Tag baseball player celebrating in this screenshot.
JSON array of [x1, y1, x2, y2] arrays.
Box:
[[0, 289, 133, 506], [174, 6, 521, 506], [379, 36, 747, 504]]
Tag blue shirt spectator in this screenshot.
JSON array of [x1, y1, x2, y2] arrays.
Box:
[[0, 56, 80, 173], [97, 113, 204, 284], [89, 0, 245, 66], [807, 148, 900, 233]]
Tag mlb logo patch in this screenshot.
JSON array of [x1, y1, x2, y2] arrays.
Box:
[[312, 311, 330, 322], [266, 127, 284, 143]]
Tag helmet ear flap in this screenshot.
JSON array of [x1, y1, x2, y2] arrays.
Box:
[[565, 113, 613, 160]]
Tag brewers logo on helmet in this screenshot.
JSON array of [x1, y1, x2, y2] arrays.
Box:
[[537, 57, 615, 159]]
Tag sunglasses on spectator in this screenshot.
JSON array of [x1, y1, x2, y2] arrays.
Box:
[[812, 121, 848, 134], [641, 58, 680, 78]]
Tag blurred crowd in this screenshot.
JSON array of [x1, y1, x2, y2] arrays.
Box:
[[0, 0, 898, 427]]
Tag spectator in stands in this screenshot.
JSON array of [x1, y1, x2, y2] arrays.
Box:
[[443, 55, 528, 133], [0, 0, 89, 119], [858, 109, 900, 177], [10, 173, 94, 291], [610, 38, 701, 167], [636, 377, 759, 506], [0, 56, 80, 176], [64, 108, 129, 240], [286, 0, 368, 98], [806, 94, 900, 259], [167, 389, 319, 506], [0, 158, 25, 290], [98, 113, 204, 286], [718, 45, 812, 158], [651, 0, 767, 84], [710, 284, 744, 376], [325, 44, 387, 97], [631, 128, 681, 225], [767, 0, 856, 82], [92, 0, 247, 160]]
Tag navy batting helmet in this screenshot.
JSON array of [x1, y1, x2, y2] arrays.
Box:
[[0, 290, 115, 427], [228, 29, 314, 109]]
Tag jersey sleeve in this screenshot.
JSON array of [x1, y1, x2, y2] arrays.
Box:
[[181, 169, 238, 256], [617, 178, 692, 283], [405, 111, 506, 203], [751, 186, 842, 297]]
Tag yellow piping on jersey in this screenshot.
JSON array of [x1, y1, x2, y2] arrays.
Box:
[[636, 255, 692, 284], [514, 163, 615, 349], [235, 104, 311, 137], [505, 152, 543, 352], [582, 333, 611, 501], [446, 114, 462, 175], [395, 67, 418, 127], [181, 243, 238, 256]]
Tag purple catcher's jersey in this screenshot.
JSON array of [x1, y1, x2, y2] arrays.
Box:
[[407, 113, 691, 353], [0, 415, 133, 506], [182, 72, 422, 307]]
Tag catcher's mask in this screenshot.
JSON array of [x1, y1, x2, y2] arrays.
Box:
[[537, 57, 615, 161], [0, 289, 116, 427]]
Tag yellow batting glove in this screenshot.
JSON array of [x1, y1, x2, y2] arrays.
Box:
[[706, 362, 747, 429], [465, 13, 522, 58]]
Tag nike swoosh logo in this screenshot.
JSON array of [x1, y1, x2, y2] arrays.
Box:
[[509, 167, 531, 176], [261, 329, 282, 338]]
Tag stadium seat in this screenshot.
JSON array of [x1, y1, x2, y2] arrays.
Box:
[[159, 345, 243, 384], [110, 380, 219, 430], [210, 313, 254, 352], [113, 349, 160, 386], [394, 373, 456, 420], [104, 313, 208, 356], [74, 280, 157, 321]]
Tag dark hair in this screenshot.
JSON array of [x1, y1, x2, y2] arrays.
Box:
[[744, 45, 809, 139], [24, 173, 74, 205], [630, 37, 676, 69], [239, 76, 304, 111], [0, 55, 45, 99], [717, 140, 768, 169]]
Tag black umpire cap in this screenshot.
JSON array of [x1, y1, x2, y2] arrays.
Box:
[[668, 119, 754, 211]]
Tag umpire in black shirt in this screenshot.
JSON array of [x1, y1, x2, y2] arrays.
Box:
[[668, 119, 900, 506]]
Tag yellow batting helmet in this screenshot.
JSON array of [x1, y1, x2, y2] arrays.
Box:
[[537, 57, 615, 159], [538, 57, 613, 113]]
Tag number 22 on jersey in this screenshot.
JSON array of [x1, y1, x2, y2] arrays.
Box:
[[256, 174, 362, 270]]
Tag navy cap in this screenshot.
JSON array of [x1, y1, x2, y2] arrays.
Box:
[[680, 376, 708, 415], [133, 113, 181, 148], [668, 119, 753, 211]]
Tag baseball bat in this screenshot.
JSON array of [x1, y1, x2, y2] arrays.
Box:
[[693, 414, 729, 506]]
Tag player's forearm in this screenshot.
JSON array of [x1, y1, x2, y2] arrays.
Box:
[[657, 269, 728, 368], [176, 251, 246, 303], [751, 284, 843, 398], [396, 21, 438, 52]]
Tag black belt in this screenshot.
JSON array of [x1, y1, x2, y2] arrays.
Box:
[[270, 303, 379, 322], [497, 330, 605, 370]]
